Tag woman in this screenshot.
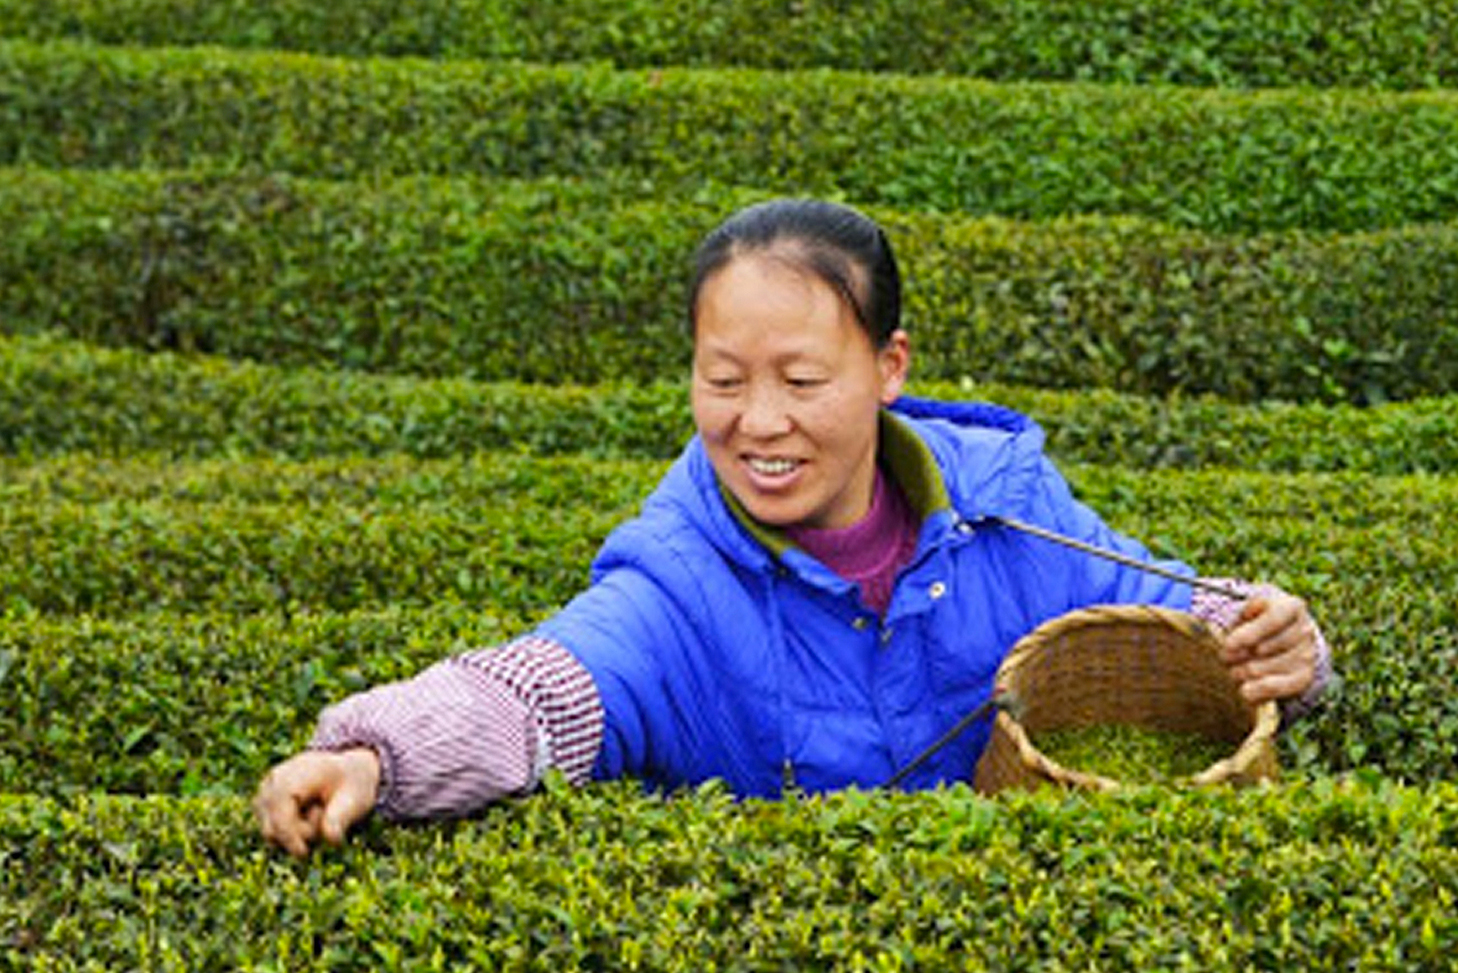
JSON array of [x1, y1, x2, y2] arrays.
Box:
[[255, 199, 1330, 857]]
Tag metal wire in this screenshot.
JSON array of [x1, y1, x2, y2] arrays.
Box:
[[884, 693, 1007, 790], [989, 515, 1247, 600]]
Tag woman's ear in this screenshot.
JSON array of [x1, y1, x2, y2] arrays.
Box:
[[877, 329, 912, 404]]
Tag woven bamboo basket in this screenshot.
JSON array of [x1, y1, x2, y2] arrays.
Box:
[[972, 604, 1279, 794]]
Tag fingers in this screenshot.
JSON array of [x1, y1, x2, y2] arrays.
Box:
[[1227, 639, 1319, 703], [254, 748, 381, 857], [253, 764, 320, 858], [1221, 594, 1312, 662], [252, 754, 334, 857], [321, 792, 364, 847], [320, 750, 382, 846], [1235, 659, 1317, 705], [1220, 593, 1319, 704]]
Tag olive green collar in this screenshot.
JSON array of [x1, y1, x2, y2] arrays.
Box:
[[719, 410, 952, 560]]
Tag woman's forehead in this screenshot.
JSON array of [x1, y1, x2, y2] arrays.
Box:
[[695, 265, 870, 362], [706, 250, 869, 323], [705, 252, 831, 301]]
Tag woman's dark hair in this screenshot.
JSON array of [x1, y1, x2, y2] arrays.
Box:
[[687, 198, 903, 347]]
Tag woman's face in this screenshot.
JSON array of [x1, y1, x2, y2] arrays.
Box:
[[691, 252, 909, 531]]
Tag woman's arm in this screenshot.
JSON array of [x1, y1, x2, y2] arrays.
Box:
[[254, 636, 602, 856]]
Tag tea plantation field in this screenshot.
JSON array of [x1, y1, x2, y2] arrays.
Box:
[[4, 2, 1458, 968]]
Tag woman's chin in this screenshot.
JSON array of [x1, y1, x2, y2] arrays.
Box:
[[733, 489, 814, 530]]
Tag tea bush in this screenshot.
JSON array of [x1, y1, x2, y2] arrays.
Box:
[[4, 780, 1458, 970], [5, 453, 1457, 619], [6, 41, 1458, 234], [7, 168, 1458, 399], [0, 453, 639, 616], [0, 606, 528, 797], [5, 3, 1458, 964], [2, 0, 1453, 89], [7, 333, 1458, 472]]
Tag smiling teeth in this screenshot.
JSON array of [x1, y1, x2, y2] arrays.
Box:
[[748, 458, 798, 475]]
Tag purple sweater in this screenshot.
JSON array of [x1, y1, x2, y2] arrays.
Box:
[[312, 468, 1333, 819]]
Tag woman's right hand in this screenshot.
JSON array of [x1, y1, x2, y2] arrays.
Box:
[[253, 747, 382, 857]]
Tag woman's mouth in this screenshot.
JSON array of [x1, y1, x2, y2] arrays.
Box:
[[746, 456, 802, 477]]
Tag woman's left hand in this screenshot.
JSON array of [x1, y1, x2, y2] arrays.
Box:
[[1220, 592, 1321, 705]]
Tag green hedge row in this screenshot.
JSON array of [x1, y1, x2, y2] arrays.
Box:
[[3, 0, 1454, 90], [0, 605, 527, 798], [3, 452, 1457, 787], [3, 452, 1457, 618], [0, 452, 637, 617], [6, 40, 1458, 235], [0, 332, 700, 462], [0, 168, 718, 388], [7, 333, 1458, 473], [5, 781, 1458, 970], [9, 169, 1458, 402]]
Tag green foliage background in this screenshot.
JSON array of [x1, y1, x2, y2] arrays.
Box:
[[3, 2, 1458, 968]]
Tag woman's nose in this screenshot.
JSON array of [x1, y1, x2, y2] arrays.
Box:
[[739, 384, 793, 438]]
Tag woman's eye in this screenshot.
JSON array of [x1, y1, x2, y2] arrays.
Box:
[[707, 376, 743, 390], [787, 377, 826, 389]]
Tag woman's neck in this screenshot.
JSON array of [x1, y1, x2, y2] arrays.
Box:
[[785, 466, 920, 615]]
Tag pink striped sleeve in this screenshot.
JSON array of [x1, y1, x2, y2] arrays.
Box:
[[1189, 577, 1334, 723], [309, 635, 603, 821], [457, 635, 603, 786]]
